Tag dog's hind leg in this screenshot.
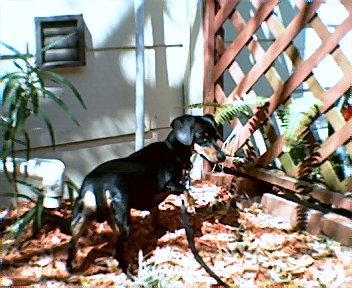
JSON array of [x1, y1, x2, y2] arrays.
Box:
[[66, 190, 97, 273], [105, 188, 130, 271]]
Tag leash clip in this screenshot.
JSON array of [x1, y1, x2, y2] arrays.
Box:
[[184, 169, 191, 191], [182, 162, 193, 191]]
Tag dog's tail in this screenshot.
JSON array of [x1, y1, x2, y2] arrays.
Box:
[[181, 200, 229, 287]]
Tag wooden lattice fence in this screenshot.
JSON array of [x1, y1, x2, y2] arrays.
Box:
[[203, 0, 352, 194]]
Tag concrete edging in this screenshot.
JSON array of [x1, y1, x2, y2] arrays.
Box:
[[205, 172, 352, 246], [261, 193, 352, 246]]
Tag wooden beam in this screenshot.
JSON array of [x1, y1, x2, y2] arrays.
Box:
[[214, 0, 240, 33], [317, 119, 352, 162], [203, 0, 216, 113], [256, 72, 352, 166], [230, 10, 283, 92], [310, 17, 352, 74], [213, 1, 277, 82], [320, 72, 352, 112], [228, 1, 321, 99], [215, 83, 227, 105], [234, 14, 352, 152], [223, 164, 352, 210]]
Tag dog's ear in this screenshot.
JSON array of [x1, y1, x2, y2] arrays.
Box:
[[203, 114, 222, 140], [203, 114, 216, 125], [170, 115, 195, 145]]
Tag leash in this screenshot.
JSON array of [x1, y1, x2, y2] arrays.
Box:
[[181, 168, 228, 287]]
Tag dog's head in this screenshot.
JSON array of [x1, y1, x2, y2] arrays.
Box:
[[170, 114, 226, 164]]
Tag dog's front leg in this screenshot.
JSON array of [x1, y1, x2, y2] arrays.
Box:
[[183, 189, 196, 214], [166, 182, 196, 214]]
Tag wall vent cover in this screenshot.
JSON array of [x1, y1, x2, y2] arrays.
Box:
[[35, 14, 86, 69]]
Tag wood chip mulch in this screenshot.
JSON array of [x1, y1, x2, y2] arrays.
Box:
[[1, 180, 351, 287]]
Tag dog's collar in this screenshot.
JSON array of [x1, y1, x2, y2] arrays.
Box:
[[165, 139, 174, 151], [165, 140, 193, 170], [165, 139, 195, 154]]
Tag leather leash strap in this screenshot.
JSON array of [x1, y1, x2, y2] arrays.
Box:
[[181, 169, 228, 287]]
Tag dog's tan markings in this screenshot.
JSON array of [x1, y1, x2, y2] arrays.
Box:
[[183, 189, 196, 214], [194, 143, 218, 162], [105, 189, 112, 208], [71, 194, 97, 246], [83, 190, 97, 212], [104, 189, 122, 250]]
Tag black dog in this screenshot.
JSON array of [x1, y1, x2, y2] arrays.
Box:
[[66, 114, 226, 272]]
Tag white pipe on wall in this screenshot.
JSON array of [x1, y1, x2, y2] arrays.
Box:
[[134, 0, 145, 151]]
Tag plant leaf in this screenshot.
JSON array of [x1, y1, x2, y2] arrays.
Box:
[[36, 195, 44, 229], [23, 130, 31, 163], [29, 84, 41, 115], [64, 179, 79, 204], [1, 71, 24, 81], [41, 70, 86, 109], [187, 93, 268, 124], [283, 95, 323, 150], [39, 108, 56, 147], [187, 102, 222, 109], [0, 41, 26, 58], [0, 40, 33, 64], [0, 139, 11, 158], [40, 31, 78, 52], [215, 102, 251, 124], [15, 179, 43, 196], [39, 87, 80, 126], [1, 75, 24, 111], [14, 105, 27, 132], [12, 60, 25, 72], [1, 192, 36, 203], [15, 208, 36, 243]]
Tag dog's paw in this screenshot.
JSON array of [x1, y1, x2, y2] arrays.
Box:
[[187, 204, 196, 215], [183, 190, 196, 214]]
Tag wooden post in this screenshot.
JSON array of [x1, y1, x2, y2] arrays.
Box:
[[134, 0, 145, 151], [203, 0, 216, 114]]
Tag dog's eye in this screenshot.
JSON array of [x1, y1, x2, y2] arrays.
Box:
[[196, 132, 209, 144], [202, 133, 209, 143], [196, 137, 207, 144], [202, 133, 209, 141]]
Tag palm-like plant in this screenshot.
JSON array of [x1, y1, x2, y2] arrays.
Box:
[[0, 40, 86, 164], [1, 40, 86, 180], [0, 39, 85, 249], [2, 181, 45, 253]]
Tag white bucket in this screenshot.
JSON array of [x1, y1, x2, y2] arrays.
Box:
[[0, 158, 66, 209]]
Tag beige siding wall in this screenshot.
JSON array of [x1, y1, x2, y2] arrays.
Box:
[[0, 0, 204, 187]]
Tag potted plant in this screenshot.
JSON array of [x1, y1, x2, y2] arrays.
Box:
[[0, 39, 85, 249]]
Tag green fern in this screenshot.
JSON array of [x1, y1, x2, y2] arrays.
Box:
[[216, 94, 268, 124], [187, 102, 222, 110], [215, 102, 251, 123], [188, 92, 268, 124], [281, 95, 323, 151]]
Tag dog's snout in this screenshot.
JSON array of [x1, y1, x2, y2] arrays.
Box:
[[217, 150, 226, 162]]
